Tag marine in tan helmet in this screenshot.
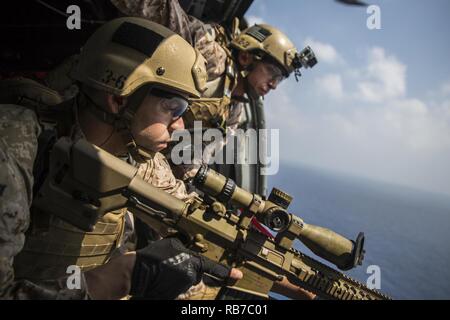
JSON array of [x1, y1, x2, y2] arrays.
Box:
[[0, 17, 242, 300], [230, 23, 317, 98]]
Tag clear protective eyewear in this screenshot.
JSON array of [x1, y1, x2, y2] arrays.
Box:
[[262, 62, 286, 86], [150, 88, 189, 120]]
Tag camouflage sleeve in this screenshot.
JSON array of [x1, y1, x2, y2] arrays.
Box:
[[111, 0, 196, 44], [137, 152, 193, 201], [0, 105, 89, 299], [110, 0, 226, 79]]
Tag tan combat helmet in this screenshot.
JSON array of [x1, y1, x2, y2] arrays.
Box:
[[73, 17, 207, 98], [73, 17, 208, 162], [230, 24, 317, 80]]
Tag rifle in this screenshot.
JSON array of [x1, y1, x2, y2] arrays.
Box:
[[33, 138, 391, 300]]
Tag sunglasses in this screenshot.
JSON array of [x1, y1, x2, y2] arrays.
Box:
[[150, 88, 189, 120]]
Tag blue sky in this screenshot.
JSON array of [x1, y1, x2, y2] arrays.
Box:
[[246, 0, 450, 195]]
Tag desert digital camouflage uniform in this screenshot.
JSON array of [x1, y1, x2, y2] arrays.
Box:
[[0, 100, 191, 299], [110, 0, 227, 81], [137, 152, 190, 201], [0, 104, 90, 299]]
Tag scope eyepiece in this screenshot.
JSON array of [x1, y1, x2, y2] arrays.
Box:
[[264, 207, 291, 232]]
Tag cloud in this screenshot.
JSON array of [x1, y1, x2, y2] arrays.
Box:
[[440, 82, 450, 96], [303, 37, 343, 65], [381, 99, 450, 151], [315, 74, 344, 100], [264, 46, 450, 195], [356, 47, 407, 103]]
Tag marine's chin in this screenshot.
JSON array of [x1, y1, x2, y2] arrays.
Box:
[[153, 142, 169, 152], [157, 143, 168, 151], [258, 87, 270, 96]]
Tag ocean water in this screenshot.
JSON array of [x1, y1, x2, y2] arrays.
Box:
[[267, 163, 450, 300]]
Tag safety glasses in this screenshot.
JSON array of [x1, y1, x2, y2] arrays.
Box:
[[261, 62, 286, 85], [150, 88, 189, 120]]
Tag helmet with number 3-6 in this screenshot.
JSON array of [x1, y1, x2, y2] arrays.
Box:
[[73, 17, 207, 98]]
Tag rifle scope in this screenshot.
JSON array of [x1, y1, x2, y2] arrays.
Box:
[[194, 165, 365, 271]]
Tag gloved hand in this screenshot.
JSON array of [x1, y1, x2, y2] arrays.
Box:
[[129, 237, 231, 299]]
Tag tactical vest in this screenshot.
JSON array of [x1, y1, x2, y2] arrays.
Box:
[[183, 25, 239, 131], [0, 77, 126, 280]]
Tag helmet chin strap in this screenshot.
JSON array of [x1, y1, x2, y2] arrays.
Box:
[[241, 71, 260, 101], [239, 55, 262, 101], [121, 131, 155, 164], [81, 85, 156, 163], [117, 85, 156, 164]]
